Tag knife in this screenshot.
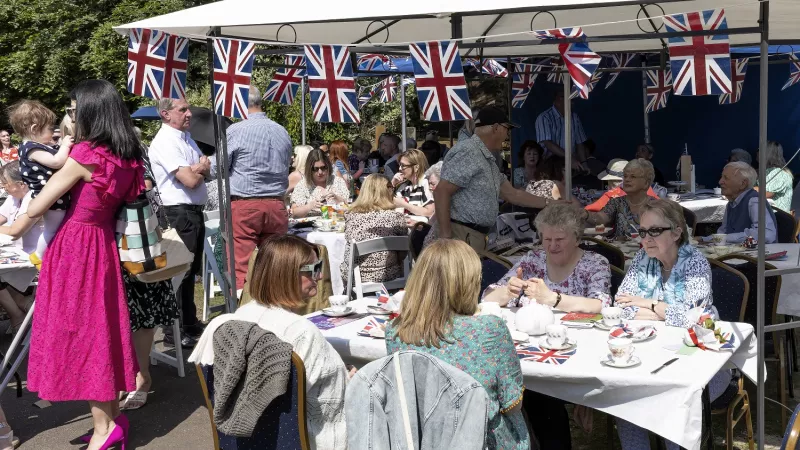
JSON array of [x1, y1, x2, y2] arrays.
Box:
[[650, 358, 679, 374]]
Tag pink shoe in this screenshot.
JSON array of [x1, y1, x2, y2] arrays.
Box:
[[80, 414, 128, 444], [94, 422, 126, 450]]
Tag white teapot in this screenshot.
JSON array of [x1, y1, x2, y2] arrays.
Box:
[[514, 303, 555, 336]]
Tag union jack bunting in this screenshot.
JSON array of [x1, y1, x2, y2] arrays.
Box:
[[377, 76, 398, 102], [263, 55, 305, 105], [645, 69, 673, 113], [304, 44, 360, 123], [481, 59, 509, 77], [533, 29, 601, 92], [357, 54, 395, 71], [409, 40, 472, 122], [127, 29, 188, 100], [516, 345, 577, 365], [606, 53, 637, 89], [358, 86, 375, 108], [663, 9, 732, 96], [781, 53, 800, 91], [570, 71, 604, 99], [531, 27, 585, 40], [719, 58, 749, 104], [511, 63, 538, 108], [212, 38, 256, 119], [357, 316, 388, 337]]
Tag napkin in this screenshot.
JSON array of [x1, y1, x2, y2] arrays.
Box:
[[358, 316, 389, 338], [682, 325, 736, 351], [609, 324, 656, 340]]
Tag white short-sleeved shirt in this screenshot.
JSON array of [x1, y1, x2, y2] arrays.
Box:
[[0, 192, 42, 254], [148, 124, 208, 206]]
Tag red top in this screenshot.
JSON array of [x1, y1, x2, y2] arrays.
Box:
[[584, 186, 659, 212]]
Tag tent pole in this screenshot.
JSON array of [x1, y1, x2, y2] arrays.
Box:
[[450, 14, 462, 150], [507, 58, 516, 185], [206, 30, 237, 313], [756, 0, 769, 448], [400, 75, 407, 148], [563, 74, 572, 200], [301, 76, 307, 145], [642, 61, 651, 144]]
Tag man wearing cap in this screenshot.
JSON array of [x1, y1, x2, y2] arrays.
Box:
[[729, 148, 753, 165], [585, 159, 660, 212], [432, 106, 551, 251], [535, 90, 589, 170]]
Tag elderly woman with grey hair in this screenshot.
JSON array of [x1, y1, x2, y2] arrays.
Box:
[[587, 158, 655, 239], [756, 140, 794, 212], [425, 161, 443, 192]]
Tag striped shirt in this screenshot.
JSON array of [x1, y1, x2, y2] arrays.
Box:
[[210, 112, 292, 197], [396, 178, 433, 210], [534, 106, 587, 157]]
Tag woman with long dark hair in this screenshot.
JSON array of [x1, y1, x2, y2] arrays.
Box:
[[26, 79, 144, 450]]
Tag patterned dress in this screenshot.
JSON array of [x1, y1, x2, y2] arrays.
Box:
[[525, 179, 558, 200], [385, 315, 530, 450], [485, 249, 612, 308], [289, 177, 350, 217], [340, 210, 407, 284], [601, 196, 640, 239], [18, 141, 69, 210], [763, 167, 794, 213]]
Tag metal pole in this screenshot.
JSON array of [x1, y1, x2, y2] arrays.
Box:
[[756, 1, 769, 448], [300, 76, 307, 145], [507, 59, 516, 185], [642, 61, 651, 144], [400, 75, 407, 148], [563, 73, 572, 200]]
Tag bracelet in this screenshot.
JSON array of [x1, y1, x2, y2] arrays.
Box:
[[553, 292, 562, 308]]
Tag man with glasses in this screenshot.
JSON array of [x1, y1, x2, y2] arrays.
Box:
[[149, 97, 210, 347], [432, 106, 552, 251]]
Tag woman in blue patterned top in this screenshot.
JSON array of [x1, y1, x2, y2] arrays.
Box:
[[386, 239, 529, 450]]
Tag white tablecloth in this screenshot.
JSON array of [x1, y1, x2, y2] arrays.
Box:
[[0, 246, 37, 292], [723, 243, 800, 317], [313, 300, 758, 450], [304, 231, 347, 295], [679, 198, 728, 224]]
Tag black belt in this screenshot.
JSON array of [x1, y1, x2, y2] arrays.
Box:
[[230, 195, 283, 201], [164, 204, 204, 212], [451, 219, 491, 235]]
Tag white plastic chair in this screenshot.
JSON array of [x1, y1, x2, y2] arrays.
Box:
[[345, 236, 411, 300], [201, 210, 226, 321]]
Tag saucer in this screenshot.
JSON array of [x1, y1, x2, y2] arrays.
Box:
[[321, 307, 354, 317], [600, 355, 641, 368], [367, 305, 393, 316], [539, 337, 576, 351], [510, 329, 530, 344], [594, 321, 617, 330]]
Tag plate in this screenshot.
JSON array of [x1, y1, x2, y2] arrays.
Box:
[[539, 337, 577, 351], [600, 355, 641, 368], [510, 329, 529, 343], [367, 305, 393, 316], [594, 321, 615, 330], [584, 227, 609, 236], [321, 307, 354, 317]]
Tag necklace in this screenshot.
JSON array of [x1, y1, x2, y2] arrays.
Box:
[[627, 195, 648, 208]]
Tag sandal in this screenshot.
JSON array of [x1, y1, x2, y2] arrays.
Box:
[[119, 390, 148, 411]]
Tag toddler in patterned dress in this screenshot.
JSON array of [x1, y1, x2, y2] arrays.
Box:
[[7, 100, 73, 269]]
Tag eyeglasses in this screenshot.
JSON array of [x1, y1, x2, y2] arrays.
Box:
[[300, 260, 323, 278], [399, 163, 416, 170], [312, 165, 328, 172], [638, 226, 672, 238]]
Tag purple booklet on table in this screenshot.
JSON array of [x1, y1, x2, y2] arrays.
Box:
[[309, 313, 368, 331]]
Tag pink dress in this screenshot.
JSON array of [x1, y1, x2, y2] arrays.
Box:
[[28, 142, 143, 402]]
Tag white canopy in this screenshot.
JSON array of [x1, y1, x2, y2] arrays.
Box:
[[114, 0, 799, 57]]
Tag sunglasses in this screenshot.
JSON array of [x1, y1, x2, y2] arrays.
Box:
[[300, 260, 323, 278], [638, 226, 672, 238], [312, 165, 328, 172]]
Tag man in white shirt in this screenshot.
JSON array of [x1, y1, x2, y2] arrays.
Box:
[[149, 98, 210, 346]]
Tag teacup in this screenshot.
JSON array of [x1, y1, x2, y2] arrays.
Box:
[[545, 324, 568, 347], [608, 338, 635, 364], [328, 295, 349, 312], [667, 193, 680, 201], [713, 187, 722, 196], [601, 306, 623, 327], [712, 233, 727, 246]]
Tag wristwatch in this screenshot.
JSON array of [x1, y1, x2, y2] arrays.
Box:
[[651, 299, 659, 312]]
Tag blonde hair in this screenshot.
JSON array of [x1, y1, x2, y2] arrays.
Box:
[[7, 100, 56, 140], [348, 174, 394, 213], [392, 240, 481, 347], [59, 114, 75, 138], [293, 145, 313, 174], [640, 198, 689, 245], [249, 235, 320, 311], [399, 149, 429, 184]]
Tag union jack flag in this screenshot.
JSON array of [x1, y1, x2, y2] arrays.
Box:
[[409, 40, 472, 122], [532, 27, 585, 40], [606, 53, 637, 89], [263, 55, 305, 105], [304, 44, 360, 123], [516, 345, 576, 365], [357, 54, 395, 71], [357, 316, 388, 337], [127, 28, 188, 100], [781, 53, 800, 91], [645, 68, 673, 113], [377, 76, 398, 102], [358, 86, 374, 108], [470, 58, 508, 77], [663, 9, 732, 96], [570, 71, 604, 99], [511, 63, 538, 108], [719, 58, 749, 104], [212, 38, 255, 119]]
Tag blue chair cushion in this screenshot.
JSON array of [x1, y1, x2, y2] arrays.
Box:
[[710, 266, 746, 322]]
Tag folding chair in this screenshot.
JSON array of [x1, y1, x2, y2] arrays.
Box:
[[202, 210, 227, 322], [345, 236, 411, 300]]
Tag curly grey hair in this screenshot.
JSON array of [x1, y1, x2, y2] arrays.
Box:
[[625, 158, 655, 186], [534, 203, 585, 241], [726, 161, 758, 188], [425, 161, 443, 181]]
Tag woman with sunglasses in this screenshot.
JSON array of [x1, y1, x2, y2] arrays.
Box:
[[191, 235, 353, 450], [393, 149, 434, 220], [614, 199, 726, 450], [290, 148, 350, 218]]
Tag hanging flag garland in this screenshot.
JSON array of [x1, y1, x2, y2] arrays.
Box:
[[781, 53, 800, 91], [533, 29, 601, 94], [304, 44, 360, 123], [511, 63, 538, 108], [357, 54, 396, 71], [127, 28, 188, 100], [263, 55, 305, 105], [719, 58, 749, 104], [645, 69, 673, 113], [211, 38, 255, 119], [663, 9, 732, 96], [570, 71, 604, 99], [376, 76, 398, 102], [605, 53, 637, 89], [409, 40, 472, 122]]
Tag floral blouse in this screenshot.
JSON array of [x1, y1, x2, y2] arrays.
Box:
[[289, 176, 350, 216], [763, 167, 794, 213], [386, 315, 529, 450], [617, 244, 713, 328], [525, 180, 558, 200], [340, 210, 407, 284], [601, 196, 639, 239], [484, 249, 612, 308]]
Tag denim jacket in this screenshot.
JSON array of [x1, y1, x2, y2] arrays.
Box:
[[344, 350, 489, 450]]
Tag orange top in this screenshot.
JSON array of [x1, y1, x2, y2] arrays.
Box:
[[585, 186, 659, 212]]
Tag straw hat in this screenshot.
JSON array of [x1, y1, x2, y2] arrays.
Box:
[[598, 159, 629, 181]]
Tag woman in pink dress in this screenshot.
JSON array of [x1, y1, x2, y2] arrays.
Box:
[[27, 79, 144, 450]]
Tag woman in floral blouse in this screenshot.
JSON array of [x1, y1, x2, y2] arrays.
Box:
[[290, 148, 350, 218], [587, 158, 655, 239], [386, 239, 529, 450]]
